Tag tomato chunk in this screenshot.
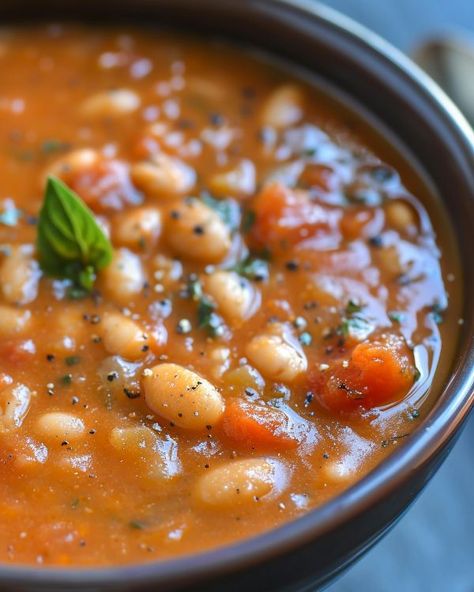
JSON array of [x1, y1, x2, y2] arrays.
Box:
[[222, 398, 299, 450], [311, 336, 415, 413], [252, 182, 340, 247]]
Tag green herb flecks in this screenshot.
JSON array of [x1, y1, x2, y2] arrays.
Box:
[[41, 139, 70, 155], [340, 316, 373, 341], [345, 299, 365, 315], [187, 277, 225, 337], [65, 356, 81, 366], [430, 302, 445, 324], [129, 519, 147, 530], [241, 209, 256, 233], [197, 297, 225, 337], [388, 310, 405, 324], [201, 192, 240, 231], [233, 256, 269, 282], [36, 176, 113, 295]]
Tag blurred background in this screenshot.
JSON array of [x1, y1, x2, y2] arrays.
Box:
[[320, 1, 474, 591]]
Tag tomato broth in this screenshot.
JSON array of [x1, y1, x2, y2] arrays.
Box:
[[0, 25, 461, 567]]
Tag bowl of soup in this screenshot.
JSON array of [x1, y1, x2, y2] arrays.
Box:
[[0, 0, 472, 591]]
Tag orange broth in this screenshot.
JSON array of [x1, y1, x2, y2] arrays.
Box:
[[0, 25, 461, 566]]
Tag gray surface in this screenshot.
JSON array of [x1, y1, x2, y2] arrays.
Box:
[[318, 1, 474, 591]]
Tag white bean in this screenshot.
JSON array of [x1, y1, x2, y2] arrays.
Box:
[[113, 206, 162, 249], [109, 425, 180, 481], [0, 246, 41, 305], [165, 199, 231, 263], [246, 323, 307, 382], [45, 148, 99, 181], [0, 305, 31, 337], [98, 248, 146, 304], [100, 313, 150, 360], [151, 254, 183, 287], [209, 159, 256, 198], [261, 85, 304, 129], [0, 383, 31, 433], [131, 154, 196, 197], [194, 458, 277, 507], [80, 89, 140, 117], [35, 412, 85, 442], [142, 363, 225, 430], [204, 271, 260, 326], [385, 200, 417, 233]]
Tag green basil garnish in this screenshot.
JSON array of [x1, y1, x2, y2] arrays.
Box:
[[37, 176, 113, 293]]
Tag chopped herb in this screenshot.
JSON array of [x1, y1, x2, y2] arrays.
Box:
[[201, 192, 240, 231], [65, 356, 81, 366], [60, 374, 73, 385], [129, 519, 147, 530], [67, 285, 90, 300], [233, 256, 269, 282], [301, 147, 317, 158], [197, 297, 224, 337], [241, 209, 256, 233], [345, 299, 364, 315], [71, 498, 80, 509], [36, 176, 113, 295], [430, 302, 445, 324], [257, 246, 272, 261], [369, 165, 396, 184], [41, 139, 70, 154], [388, 310, 405, 324], [340, 316, 373, 341], [408, 408, 420, 421]]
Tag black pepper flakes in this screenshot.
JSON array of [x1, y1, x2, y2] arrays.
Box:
[[123, 388, 140, 399], [193, 225, 205, 235], [368, 235, 384, 248], [285, 260, 299, 271]]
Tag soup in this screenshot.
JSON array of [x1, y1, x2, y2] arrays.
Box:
[[0, 25, 461, 567]]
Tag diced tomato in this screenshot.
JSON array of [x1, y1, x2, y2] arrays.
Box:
[[252, 182, 341, 248], [222, 398, 299, 450], [311, 336, 415, 413]]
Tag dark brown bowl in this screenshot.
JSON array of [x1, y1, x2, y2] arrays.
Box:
[[1, 1, 473, 591]]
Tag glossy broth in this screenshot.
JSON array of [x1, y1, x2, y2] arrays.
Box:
[[0, 25, 461, 566]]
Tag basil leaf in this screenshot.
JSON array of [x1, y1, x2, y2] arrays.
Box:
[[37, 176, 113, 291]]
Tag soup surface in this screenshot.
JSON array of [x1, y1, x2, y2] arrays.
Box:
[[0, 26, 460, 566]]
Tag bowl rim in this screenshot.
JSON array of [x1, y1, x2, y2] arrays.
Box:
[[1, 0, 473, 587]]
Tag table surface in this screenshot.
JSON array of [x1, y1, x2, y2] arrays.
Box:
[[318, 1, 474, 591]]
